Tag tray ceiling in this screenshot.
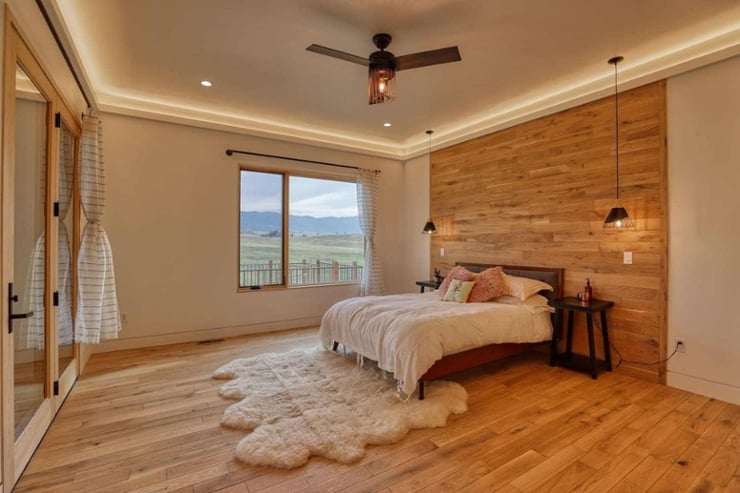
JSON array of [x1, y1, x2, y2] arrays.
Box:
[[54, 0, 740, 158]]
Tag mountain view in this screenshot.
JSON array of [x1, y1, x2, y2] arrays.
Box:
[[240, 211, 362, 235]]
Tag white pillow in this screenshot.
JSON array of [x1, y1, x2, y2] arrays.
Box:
[[521, 294, 555, 313], [494, 293, 553, 313], [503, 274, 553, 301], [492, 295, 524, 305]]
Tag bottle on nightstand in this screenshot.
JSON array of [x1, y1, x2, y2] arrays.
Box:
[[583, 278, 592, 302]]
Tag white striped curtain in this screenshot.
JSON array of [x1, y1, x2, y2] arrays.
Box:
[[75, 112, 121, 343], [23, 235, 45, 349], [23, 135, 48, 350], [356, 169, 384, 296], [57, 129, 75, 346], [24, 122, 75, 349]]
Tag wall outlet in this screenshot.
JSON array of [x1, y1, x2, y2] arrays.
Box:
[[440, 248, 445, 257], [121, 312, 128, 324], [623, 251, 633, 264], [675, 338, 687, 353]]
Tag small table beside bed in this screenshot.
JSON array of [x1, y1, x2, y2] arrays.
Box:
[[320, 262, 564, 399]]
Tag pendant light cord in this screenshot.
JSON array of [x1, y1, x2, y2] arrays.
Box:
[[427, 129, 433, 197], [613, 60, 620, 200]]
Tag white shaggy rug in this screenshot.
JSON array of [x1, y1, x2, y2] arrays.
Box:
[[213, 347, 468, 469]]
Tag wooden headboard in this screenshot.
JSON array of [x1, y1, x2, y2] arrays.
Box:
[[455, 262, 564, 301]]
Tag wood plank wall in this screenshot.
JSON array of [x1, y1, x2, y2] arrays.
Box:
[[430, 81, 667, 382]]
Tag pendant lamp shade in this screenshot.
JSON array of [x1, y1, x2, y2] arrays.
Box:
[[603, 207, 634, 228], [422, 220, 437, 234], [603, 56, 634, 229], [422, 130, 436, 234]]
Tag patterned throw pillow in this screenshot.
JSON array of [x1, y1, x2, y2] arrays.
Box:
[[438, 266, 476, 298], [442, 280, 476, 303], [467, 267, 507, 302]]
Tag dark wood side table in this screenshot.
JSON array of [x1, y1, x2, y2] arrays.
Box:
[[415, 280, 441, 293], [548, 297, 615, 379]]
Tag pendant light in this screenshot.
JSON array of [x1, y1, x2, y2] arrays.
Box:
[[422, 130, 437, 234], [603, 56, 634, 228]]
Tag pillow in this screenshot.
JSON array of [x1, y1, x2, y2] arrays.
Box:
[[521, 294, 555, 313], [438, 266, 476, 297], [493, 295, 524, 305], [493, 294, 553, 315], [442, 280, 476, 303], [467, 267, 507, 302], [503, 274, 553, 301]]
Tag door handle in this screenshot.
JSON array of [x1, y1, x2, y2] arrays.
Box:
[[8, 282, 33, 334]]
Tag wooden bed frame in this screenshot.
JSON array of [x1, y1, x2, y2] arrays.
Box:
[[416, 263, 564, 399]]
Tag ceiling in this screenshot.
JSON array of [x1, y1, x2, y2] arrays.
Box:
[[53, 0, 740, 158]]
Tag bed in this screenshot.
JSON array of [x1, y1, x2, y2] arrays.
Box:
[[320, 263, 564, 399]]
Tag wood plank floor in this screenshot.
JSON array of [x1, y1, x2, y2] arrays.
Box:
[[15, 327, 740, 492]]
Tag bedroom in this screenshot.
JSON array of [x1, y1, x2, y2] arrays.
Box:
[[0, 0, 739, 491]]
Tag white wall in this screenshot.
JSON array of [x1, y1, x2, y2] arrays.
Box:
[[400, 154, 433, 291], [667, 55, 740, 405], [98, 113, 412, 351]]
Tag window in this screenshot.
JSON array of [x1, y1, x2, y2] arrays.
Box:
[[239, 169, 363, 289]]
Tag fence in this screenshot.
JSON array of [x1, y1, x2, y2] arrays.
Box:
[[240, 260, 363, 287]]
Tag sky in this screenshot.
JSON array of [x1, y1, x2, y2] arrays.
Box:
[[240, 171, 359, 217]]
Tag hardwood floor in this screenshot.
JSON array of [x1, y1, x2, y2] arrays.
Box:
[[15, 327, 740, 492]]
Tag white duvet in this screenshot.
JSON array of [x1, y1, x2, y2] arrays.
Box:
[[319, 292, 554, 396]]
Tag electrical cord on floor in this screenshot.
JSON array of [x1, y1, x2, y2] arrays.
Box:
[[593, 319, 680, 368]]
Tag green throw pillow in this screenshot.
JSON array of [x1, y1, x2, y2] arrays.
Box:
[[442, 279, 476, 303]]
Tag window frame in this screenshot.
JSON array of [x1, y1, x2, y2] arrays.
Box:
[[237, 164, 362, 292]]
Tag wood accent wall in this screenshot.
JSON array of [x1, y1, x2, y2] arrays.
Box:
[[430, 81, 667, 382]]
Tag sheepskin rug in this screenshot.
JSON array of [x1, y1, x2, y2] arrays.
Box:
[[213, 347, 468, 469]]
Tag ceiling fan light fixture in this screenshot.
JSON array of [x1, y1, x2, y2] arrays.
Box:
[[368, 59, 396, 105], [307, 32, 460, 105]]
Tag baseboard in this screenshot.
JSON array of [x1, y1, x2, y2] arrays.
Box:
[[667, 371, 740, 405], [91, 316, 322, 354]]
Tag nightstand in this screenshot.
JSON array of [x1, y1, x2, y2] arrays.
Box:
[[548, 297, 615, 379], [415, 280, 440, 293]]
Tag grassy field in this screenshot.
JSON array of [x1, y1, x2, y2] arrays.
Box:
[[239, 233, 364, 265]]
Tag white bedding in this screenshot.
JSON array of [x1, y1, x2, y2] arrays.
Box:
[[319, 292, 554, 396]]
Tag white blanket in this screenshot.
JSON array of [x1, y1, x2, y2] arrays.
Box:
[[319, 292, 554, 396]]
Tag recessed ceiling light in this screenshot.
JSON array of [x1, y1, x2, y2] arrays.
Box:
[[383, 122, 392, 127], [200, 80, 213, 87]]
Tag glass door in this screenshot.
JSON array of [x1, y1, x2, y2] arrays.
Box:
[[3, 19, 82, 488], [11, 63, 49, 441]]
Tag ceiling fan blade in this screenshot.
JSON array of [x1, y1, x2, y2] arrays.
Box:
[[395, 46, 461, 71], [306, 44, 369, 66]]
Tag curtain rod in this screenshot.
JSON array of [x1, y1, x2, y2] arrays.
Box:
[[225, 149, 380, 174], [35, 0, 93, 109]]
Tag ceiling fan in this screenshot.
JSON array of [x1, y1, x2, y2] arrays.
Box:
[[306, 33, 461, 105]]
